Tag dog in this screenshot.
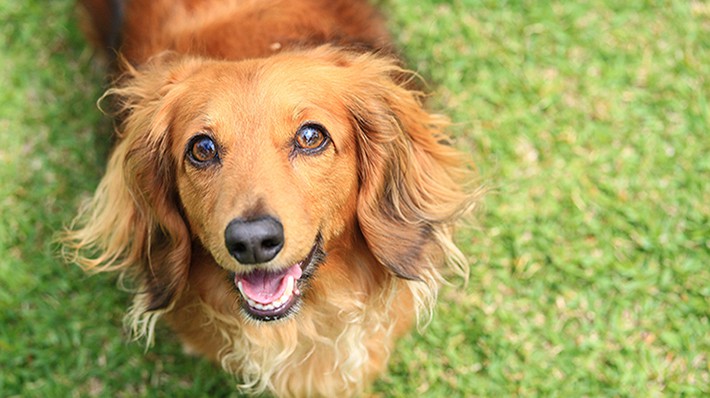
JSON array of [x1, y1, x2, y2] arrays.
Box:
[[65, 0, 476, 396]]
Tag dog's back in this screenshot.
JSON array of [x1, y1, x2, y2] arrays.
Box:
[[79, 0, 392, 65]]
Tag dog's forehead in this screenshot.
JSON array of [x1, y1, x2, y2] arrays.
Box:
[[186, 57, 347, 98], [174, 59, 352, 141]]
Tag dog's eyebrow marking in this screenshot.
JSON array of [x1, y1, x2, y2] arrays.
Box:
[[197, 114, 216, 130], [291, 104, 309, 122]]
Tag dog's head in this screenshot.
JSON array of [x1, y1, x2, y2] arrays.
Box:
[[65, 47, 472, 323]]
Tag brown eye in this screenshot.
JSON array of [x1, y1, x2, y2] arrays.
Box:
[[187, 135, 219, 165], [294, 123, 329, 153]]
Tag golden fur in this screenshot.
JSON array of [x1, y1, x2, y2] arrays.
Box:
[[65, 1, 476, 396]]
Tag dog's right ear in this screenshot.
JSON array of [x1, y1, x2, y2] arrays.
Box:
[[62, 55, 201, 314]]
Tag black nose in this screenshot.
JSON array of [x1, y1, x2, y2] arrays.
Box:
[[225, 216, 284, 264]]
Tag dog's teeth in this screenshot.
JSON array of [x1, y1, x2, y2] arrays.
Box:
[[275, 276, 295, 309], [285, 276, 294, 295], [271, 277, 290, 308]]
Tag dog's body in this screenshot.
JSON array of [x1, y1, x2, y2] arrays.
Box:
[[67, 1, 474, 396]]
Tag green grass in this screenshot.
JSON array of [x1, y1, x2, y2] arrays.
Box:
[[1, 0, 708, 396]]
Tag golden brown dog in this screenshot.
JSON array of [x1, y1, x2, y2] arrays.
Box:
[[65, 0, 476, 396]]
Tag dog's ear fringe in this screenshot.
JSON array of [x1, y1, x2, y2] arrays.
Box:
[[344, 51, 480, 291], [60, 54, 194, 319], [125, 290, 174, 348]]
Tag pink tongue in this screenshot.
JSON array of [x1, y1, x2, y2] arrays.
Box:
[[236, 264, 302, 304]]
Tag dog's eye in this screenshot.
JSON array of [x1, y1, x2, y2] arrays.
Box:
[[187, 135, 219, 165], [294, 123, 330, 154]]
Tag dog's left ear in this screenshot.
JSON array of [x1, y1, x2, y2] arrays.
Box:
[[344, 54, 474, 282]]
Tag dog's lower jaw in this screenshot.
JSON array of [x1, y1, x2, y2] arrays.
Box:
[[163, 254, 420, 398]]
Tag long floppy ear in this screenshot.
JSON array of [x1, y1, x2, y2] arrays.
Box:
[[344, 53, 476, 283], [63, 55, 200, 313]]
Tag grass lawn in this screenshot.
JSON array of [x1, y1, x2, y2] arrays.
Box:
[[1, 0, 708, 396]]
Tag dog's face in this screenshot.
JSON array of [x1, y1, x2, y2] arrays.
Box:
[[71, 47, 469, 324], [166, 58, 361, 320]]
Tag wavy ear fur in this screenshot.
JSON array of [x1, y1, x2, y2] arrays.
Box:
[[343, 53, 475, 283], [63, 55, 199, 313]]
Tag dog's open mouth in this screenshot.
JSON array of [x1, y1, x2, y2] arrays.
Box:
[[233, 236, 322, 321]]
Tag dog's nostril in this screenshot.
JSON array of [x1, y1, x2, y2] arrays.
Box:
[[225, 216, 284, 264], [262, 239, 279, 249]]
